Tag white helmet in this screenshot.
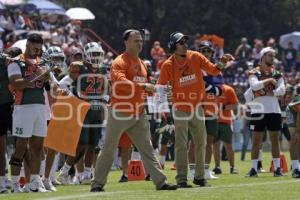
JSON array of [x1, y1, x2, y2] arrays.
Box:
[[84, 42, 105, 68], [43, 46, 66, 69]]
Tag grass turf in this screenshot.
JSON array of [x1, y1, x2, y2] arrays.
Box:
[[2, 151, 300, 200]]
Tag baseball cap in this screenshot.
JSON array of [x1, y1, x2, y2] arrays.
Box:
[[169, 32, 189, 44], [259, 47, 275, 60]]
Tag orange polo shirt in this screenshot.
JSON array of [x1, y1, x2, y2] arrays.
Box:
[[158, 50, 221, 113], [110, 52, 147, 116], [218, 84, 239, 125]]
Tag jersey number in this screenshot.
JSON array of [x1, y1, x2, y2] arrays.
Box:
[[86, 76, 104, 94]]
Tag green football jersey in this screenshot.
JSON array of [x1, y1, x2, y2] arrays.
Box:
[[0, 54, 13, 104]]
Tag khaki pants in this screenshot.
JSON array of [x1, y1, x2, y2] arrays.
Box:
[[91, 108, 166, 189], [174, 107, 207, 183]]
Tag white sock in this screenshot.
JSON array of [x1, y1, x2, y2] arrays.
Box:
[[77, 172, 83, 178], [292, 160, 299, 171], [273, 158, 280, 169], [50, 154, 59, 180], [189, 163, 196, 170], [63, 163, 71, 170], [159, 155, 166, 165], [154, 148, 159, 156], [204, 164, 210, 170], [252, 159, 258, 171], [40, 159, 46, 176], [117, 156, 122, 168], [20, 166, 25, 177], [84, 167, 92, 177], [84, 167, 92, 173], [152, 149, 159, 159], [0, 176, 6, 186], [30, 174, 39, 182], [112, 150, 119, 168], [5, 154, 8, 174], [11, 176, 19, 184], [61, 162, 71, 175]]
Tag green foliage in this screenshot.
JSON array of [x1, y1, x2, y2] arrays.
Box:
[[59, 0, 300, 54]]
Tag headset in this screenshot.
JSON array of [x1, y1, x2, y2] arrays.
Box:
[[167, 32, 188, 53], [167, 32, 179, 53], [122, 29, 145, 41]]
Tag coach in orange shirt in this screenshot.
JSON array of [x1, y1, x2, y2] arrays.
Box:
[[158, 32, 234, 187], [91, 29, 177, 192]]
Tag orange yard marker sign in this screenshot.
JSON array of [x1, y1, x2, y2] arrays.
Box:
[[44, 95, 90, 157], [127, 160, 145, 181]]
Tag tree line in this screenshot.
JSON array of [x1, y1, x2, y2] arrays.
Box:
[[59, 0, 300, 55]]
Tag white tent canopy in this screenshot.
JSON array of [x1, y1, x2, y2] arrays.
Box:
[[279, 31, 300, 49], [65, 7, 95, 20], [0, 0, 23, 6]]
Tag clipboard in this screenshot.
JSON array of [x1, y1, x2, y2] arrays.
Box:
[[30, 70, 50, 82]]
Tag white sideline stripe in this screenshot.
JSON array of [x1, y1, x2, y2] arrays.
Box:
[[204, 179, 299, 189], [37, 179, 300, 200], [36, 191, 131, 200]]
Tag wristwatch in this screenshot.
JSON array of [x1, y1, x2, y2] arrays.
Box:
[[216, 62, 225, 70], [143, 83, 147, 90]]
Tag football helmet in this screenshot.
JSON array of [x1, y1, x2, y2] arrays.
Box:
[[84, 42, 105, 68], [43, 46, 66, 69]]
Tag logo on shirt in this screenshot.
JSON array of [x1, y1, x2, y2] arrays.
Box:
[[179, 74, 197, 86], [133, 64, 146, 83], [133, 76, 146, 83], [178, 64, 198, 86]]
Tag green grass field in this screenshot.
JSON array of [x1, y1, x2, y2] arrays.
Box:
[[2, 151, 300, 200]]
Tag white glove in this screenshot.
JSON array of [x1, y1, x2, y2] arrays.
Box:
[[168, 124, 175, 133], [103, 95, 110, 103]]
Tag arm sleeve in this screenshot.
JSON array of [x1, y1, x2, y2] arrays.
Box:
[[248, 75, 264, 91], [197, 52, 221, 76], [7, 63, 21, 77], [157, 62, 171, 85], [273, 77, 285, 97]]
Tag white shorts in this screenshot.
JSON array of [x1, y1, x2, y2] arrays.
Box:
[[12, 104, 47, 138]]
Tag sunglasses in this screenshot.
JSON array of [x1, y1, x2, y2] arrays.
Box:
[[177, 40, 187, 45], [200, 49, 212, 53]]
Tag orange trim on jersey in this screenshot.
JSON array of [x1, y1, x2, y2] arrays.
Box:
[[14, 90, 24, 105], [250, 66, 276, 98], [9, 54, 41, 105]]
